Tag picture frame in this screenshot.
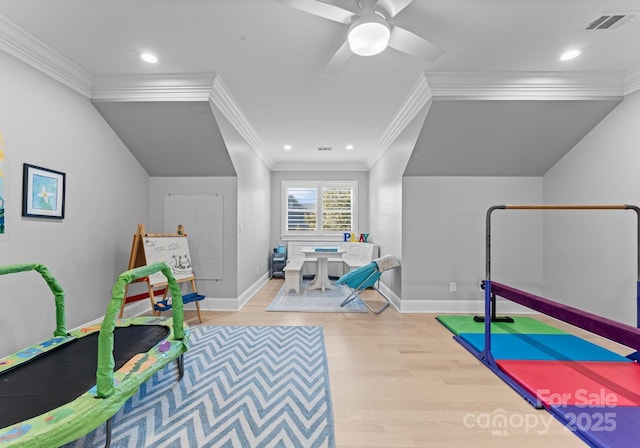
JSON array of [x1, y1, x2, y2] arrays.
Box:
[[22, 163, 66, 219]]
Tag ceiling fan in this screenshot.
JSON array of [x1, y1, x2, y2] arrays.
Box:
[[273, 0, 444, 76]]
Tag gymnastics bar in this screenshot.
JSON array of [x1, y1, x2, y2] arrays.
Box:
[[490, 281, 640, 352], [482, 204, 640, 366]]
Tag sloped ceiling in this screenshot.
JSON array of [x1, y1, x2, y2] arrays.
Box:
[[1, 1, 639, 175], [91, 101, 236, 177], [405, 99, 622, 176]]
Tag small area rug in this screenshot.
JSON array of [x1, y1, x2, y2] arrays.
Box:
[[63, 325, 335, 447], [267, 280, 367, 313]]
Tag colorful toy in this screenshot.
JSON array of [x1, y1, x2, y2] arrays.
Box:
[[0, 262, 189, 447]]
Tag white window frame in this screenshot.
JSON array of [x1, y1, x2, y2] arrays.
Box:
[[282, 180, 358, 239]]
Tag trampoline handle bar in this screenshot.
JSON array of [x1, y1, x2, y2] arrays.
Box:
[[0, 263, 67, 337], [96, 262, 184, 398]]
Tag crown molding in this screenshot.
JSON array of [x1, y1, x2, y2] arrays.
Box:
[[209, 76, 273, 168], [368, 73, 433, 169], [426, 71, 625, 100], [90, 72, 272, 168], [377, 73, 432, 150], [624, 64, 640, 96], [271, 160, 369, 172], [0, 15, 92, 96], [91, 73, 216, 102]]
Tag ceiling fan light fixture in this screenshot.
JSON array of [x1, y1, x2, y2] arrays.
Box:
[[348, 12, 390, 56]]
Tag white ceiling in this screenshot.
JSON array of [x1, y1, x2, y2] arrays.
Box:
[[1, 0, 639, 174]]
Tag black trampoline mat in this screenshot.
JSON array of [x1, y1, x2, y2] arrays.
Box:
[[0, 325, 169, 428]]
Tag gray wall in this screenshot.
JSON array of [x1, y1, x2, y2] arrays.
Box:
[[270, 171, 369, 246], [0, 51, 149, 357], [368, 103, 432, 298], [211, 108, 272, 294], [149, 177, 238, 299], [401, 177, 543, 310], [543, 92, 636, 324]]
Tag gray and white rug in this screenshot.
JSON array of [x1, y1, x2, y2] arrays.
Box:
[[267, 281, 368, 313]]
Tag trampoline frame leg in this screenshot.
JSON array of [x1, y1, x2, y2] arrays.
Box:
[[177, 354, 184, 379], [104, 418, 112, 448], [98, 353, 184, 448]]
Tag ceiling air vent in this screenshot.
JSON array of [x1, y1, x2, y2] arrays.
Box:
[[317, 146, 332, 151], [585, 13, 636, 30]]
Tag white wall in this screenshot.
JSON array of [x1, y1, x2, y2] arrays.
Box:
[[369, 104, 431, 298], [149, 177, 238, 299], [0, 51, 149, 357], [209, 103, 272, 299], [402, 177, 543, 311], [543, 92, 638, 324], [218, 125, 272, 295]]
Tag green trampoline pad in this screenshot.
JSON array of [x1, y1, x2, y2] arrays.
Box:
[[436, 315, 567, 335]]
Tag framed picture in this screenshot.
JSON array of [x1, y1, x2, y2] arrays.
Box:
[[22, 163, 66, 219]]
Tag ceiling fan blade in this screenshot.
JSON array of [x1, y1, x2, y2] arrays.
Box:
[[320, 40, 353, 77], [272, 0, 354, 24], [388, 26, 444, 63], [376, 0, 415, 18]]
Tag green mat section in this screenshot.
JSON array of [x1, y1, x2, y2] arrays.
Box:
[[436, 315, 567, 335]]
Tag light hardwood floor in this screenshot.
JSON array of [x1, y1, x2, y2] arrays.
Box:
[[180, 279, 607, 447]]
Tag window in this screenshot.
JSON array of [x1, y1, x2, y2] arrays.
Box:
[[283, 181, 357, 236]]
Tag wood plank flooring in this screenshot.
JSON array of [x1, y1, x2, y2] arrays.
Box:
[[182, 279, 597, 447]]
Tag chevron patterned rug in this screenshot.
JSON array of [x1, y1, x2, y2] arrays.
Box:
[[63, 325, 335, 448]]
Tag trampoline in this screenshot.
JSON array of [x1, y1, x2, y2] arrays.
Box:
[[439, 204, 640, 448], [0, 262, 189, 448]]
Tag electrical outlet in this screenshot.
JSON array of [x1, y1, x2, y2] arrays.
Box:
[[449, 282, 457, 292], [256, 266, 260, 275]]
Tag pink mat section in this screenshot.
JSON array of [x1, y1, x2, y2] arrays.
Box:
[[497, 360, 640, 408]]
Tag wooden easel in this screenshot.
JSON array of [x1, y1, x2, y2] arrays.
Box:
[[118, 223, 203, 323]]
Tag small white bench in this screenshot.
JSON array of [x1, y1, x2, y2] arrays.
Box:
[[339, 242, 378, 271], [283, 259, 305, 294], [286, 242, 379, 279]]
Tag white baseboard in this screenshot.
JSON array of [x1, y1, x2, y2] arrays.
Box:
[[378, 281, 401, 311], [197, 272, 270, 311], [73, 273, 270, 330], [399, 298, 534, 314], [238, 273, 270, 309], [69, 299, 151, 331], [75, 276, 534, 331]]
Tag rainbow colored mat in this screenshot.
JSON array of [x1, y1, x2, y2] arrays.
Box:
[[437, 315, 640, 448]]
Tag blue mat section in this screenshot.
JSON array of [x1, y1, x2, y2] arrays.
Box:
[[458, 333, 631, 362]]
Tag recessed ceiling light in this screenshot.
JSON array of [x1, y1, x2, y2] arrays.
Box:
[[284, 144, 292, 151], [560, 49, 581, 61], [140, 52, 158, 64], [345, 144, 354, 151]]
